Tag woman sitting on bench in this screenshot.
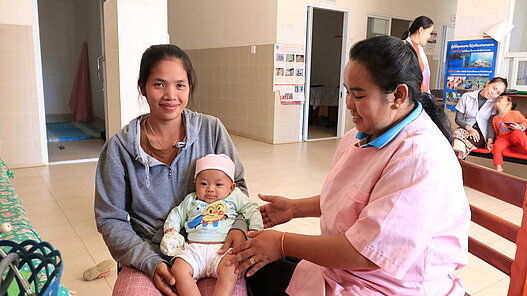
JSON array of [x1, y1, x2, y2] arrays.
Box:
[[452, 77, 508, 159]]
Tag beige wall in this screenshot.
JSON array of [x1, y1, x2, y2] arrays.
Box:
[[187, 45, 275, 143], [168, 1, 277, 49], [454, 0, 511, 40], [0, 0, 46, 168], [0, 0, 33, 25]]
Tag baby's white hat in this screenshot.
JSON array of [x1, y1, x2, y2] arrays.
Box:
[[194, 154, 235, 182]]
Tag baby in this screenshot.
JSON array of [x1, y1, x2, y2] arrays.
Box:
[[160, 154, 263, 296]]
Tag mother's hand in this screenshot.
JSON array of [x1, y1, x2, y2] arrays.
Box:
[[466, 126, 480, 142], [153, 262, 177, 296], [228, 230, 283, 276]]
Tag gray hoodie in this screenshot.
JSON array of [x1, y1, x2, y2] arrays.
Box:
[[95, 109, 248, 278]]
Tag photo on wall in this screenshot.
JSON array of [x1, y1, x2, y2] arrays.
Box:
[[469, 52, 494, 68]]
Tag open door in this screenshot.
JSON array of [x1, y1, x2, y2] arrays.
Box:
[[38, 0, 108, 163], [303, 7, 348, 141]]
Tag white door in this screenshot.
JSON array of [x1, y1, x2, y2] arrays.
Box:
[[303, 6, 348, 141]]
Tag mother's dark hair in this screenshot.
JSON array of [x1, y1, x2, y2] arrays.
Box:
[[401, 16, 434, 40], [350, 35, 453, 143], [137, 44, 197, 98]]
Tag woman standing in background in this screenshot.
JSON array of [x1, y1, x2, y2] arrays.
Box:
[[402, 16, 434, 93]]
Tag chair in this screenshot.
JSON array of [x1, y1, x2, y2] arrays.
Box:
[[459, 160, 527, 295]]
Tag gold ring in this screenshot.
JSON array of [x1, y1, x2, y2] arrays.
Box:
[[248, 257, 255, 265]]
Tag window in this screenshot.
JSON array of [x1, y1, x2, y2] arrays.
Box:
[[366, 16, 411, 39]]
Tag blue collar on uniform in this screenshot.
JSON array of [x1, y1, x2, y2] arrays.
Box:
[[355, 102, 423, 149]]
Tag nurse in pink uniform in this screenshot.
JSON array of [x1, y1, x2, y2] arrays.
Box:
[[232, 35, 470, 296]]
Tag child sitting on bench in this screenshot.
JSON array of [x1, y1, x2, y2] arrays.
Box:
[[489, 95, 527, 172]]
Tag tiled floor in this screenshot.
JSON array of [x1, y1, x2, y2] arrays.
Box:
[[47, 138, 105, 163], [10, 134, 523, 295]]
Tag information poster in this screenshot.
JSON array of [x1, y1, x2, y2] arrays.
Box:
[[273, 44, 305, 105], [443, 39, 498, 111]]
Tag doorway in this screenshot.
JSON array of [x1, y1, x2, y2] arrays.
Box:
[[37, 0, 107, 163], [303, 7, 347, 141]]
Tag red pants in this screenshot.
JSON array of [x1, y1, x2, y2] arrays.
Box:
[[493, 130, 527, 165]]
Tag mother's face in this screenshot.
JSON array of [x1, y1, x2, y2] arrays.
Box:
[[344, 61, 406, 141], [480, 81, 506, 99]]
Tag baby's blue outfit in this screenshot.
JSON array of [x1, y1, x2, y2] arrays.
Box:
[[164, 187, 263, 242], [162, 187, 263, 279]]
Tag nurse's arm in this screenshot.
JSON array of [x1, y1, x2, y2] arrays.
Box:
[[284, 233, 379, 270], [291, 195, 322, 218]]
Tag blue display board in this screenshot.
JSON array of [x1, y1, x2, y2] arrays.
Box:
[[443, 39, 498, 111]]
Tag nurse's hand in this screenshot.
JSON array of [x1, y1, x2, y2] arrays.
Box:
[[258, 194, 294, 228], [228, 230, 283, 277], [466, 126, 480, 142]]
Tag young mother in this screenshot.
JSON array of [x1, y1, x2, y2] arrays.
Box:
[[231, 36, 470, 295], [95, 45, 248, 295], [452, 77, 508, 159]]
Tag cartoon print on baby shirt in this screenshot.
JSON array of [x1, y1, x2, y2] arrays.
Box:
[[187, 200, 229, 229]]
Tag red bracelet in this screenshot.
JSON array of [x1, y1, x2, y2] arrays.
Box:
[[280, 232, 287, 258]]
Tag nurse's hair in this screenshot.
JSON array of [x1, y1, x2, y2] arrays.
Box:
[[349, 35, 453, 143], [401, 16, 434, 40]]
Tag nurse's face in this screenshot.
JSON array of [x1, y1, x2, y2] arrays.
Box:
[[344, 61, 407, 141], [418, 25, 434, 46]]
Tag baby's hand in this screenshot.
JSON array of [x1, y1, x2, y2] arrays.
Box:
[[160, 232, 185, 256]]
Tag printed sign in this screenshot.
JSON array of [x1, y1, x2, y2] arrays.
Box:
[[443, 39, 498, 111]]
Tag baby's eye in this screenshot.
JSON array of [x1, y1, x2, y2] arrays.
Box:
[[216, 183, 223, 187]]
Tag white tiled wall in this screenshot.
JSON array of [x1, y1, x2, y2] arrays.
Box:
[[0, 24, 43, 168]]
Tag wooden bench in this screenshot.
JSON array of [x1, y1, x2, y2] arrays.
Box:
[[460, 159, 527, 295], [470, 147, 527, 165]]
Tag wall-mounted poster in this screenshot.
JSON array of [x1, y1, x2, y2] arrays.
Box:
[[443, 39, 498, 111], [274, 44, 305, 105]]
